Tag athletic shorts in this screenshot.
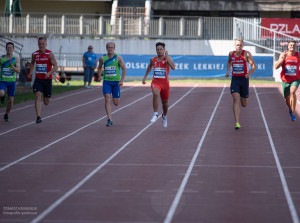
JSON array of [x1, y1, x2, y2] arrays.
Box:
[[151, 80, 170, 101], [0, 81, 16, 97], [230, 76, 249, 98], [103, 80, 120, 98], [282, 79, 300, 98], [33, 78, 52, 98]]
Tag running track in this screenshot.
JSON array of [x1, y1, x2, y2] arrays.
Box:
[[0, 83, 300, 223]]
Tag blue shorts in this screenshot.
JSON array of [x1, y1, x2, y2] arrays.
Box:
[[103, 80, 120, 98], [230, 76, 249, 98], [0, 81, 16, 97], [33, 78, 52, 98]]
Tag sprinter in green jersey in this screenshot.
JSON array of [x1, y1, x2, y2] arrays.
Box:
[[0, 42, 20, 121], [98, 42, 126, 126]]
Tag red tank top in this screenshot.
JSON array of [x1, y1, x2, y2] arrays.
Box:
[[281, 52, 300, 83], [153, 56, 170, 81], [231, 50, 248, 77], [34, 49, 53, 79]]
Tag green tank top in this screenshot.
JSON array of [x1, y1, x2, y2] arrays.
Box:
[[0, 55, 17, 82], [103, 54, 121, 81]]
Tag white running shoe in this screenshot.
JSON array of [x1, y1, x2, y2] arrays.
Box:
[[150, 114, 158, 123], [162, 114, 167, 128]]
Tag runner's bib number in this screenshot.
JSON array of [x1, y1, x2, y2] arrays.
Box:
[[36, 64, 47, 74], [154, 68, 166, 78], [285, 65, 297, 76], [232, 63, 244, 74], [2, 68, 13, 78], [105, 66, 117, 76]]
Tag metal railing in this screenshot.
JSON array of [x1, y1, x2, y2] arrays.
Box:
[[0, 13, 235, 40], [233, 17, 300, 80], [233, 17, 300, 54], [0, 36, 23, 55]]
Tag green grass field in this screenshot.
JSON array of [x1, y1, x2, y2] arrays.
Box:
[[0, 78, 279, 109]]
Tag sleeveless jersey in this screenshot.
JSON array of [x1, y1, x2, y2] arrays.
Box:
[[0, 55, 17, 82], [281, 52, 300, 83], [231, 50, 248, 77], [33, 49, 53, 79], [153, 56, 170, 81], [103, 54, 121, 81]]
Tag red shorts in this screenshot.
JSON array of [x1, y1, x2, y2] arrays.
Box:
[[151, 79, 169, 100]]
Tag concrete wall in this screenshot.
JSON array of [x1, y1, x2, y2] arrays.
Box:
[[13, 38, 258, 57]]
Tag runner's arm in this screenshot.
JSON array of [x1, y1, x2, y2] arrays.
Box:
[[118, 55, 127, 86], [29, 53, 35, 78], [165, 51, 175, 70], [10, 56, 21, 74], [97, 56, 103, 82], [245, 51, 256, 78], [94, 56, 97, 69], [225, 52, 232, 77], [46, 52, 58, 78], [275, 51, 287, 69], [142, 58, 153, 84]]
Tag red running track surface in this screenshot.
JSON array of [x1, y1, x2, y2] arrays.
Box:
[[0, 83, 299, 223]]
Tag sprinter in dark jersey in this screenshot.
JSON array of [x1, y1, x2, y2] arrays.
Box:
[[29, 37, 58, 123], [226, 38, 256, 130]]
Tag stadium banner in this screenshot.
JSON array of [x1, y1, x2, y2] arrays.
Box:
[[114, 55, 273, 77], [261, 18, 300, 38]]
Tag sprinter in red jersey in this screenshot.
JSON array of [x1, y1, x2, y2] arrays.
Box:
[[275, 40, 300, 122], [29, 37, 58, 123], [226, 38, 256, 130], [142, 42, 175, 128]]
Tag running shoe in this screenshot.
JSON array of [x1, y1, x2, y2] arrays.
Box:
[[235, 122, 241, 130], [0, 96, 4, 104], [162, 114, 167, 128], [4, 114, 10, 122], [150, 114, 158, 123], [289, 110, 292, 116], [291, 114, 296, 121], [106, 119, 113, 127], [36, 116, 42, 124]]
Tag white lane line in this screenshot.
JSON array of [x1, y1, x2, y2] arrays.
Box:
[[77, 189, 96, 193], [250, 191, 268, 194], [112, 190, 131, 193], [8, 190, 26, 193], [146, 190, 164, 193], [0, 93, 152, 172], [215, 190, 234, 194], [254, 85, 299, 223], [29, 85, 198, 223], [184, 190, 198, 193], [0, 84, 141, 115], [5, 162, 297, 169], [164, 84, 226, 223], [0, 88, 91, 115], [0, 85, 139, 136], [43, 190, 61, 193]]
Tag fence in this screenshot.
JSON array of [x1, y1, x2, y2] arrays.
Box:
[[233, 17, 300, 54], [0, 13, 234, 40], [233, 17, 300, 81]]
